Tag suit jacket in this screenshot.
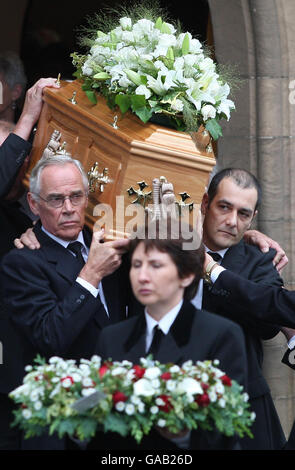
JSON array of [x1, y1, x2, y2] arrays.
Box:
[[202, 241, 285, 449], [92, 301, 248, 450], [0, 133, 31, 199], [212, 270, 295, 328], [0, 224, 130, 392]]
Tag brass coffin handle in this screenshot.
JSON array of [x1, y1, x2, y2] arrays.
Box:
[[88, 162, 112, 193]]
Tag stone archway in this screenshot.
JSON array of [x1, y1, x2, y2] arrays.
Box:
[[208, 0, 295, 438]]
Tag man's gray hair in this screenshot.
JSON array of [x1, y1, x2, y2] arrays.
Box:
[[0, 51, 27, 92], [29, 154, 89, 198]]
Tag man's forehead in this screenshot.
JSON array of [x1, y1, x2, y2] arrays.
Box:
[[214, 178, 258, 208], [40, 164, 83, 188]]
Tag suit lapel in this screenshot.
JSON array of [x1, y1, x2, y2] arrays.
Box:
[[34, 225, 81, 283], [123, 315, 147, 361], [221, 241, 245, 274], [123, 302, 196, 365]]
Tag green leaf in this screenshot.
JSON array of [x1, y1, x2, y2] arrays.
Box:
[[182, 33, 190, 55], [155, 17, 163, 30], [135, 107, 153, 123], [115, 94, 131, 114], [205, 118, 223, 140], [103, 414, 129, 437], [93, 72, 110, 80], [85, 90, 97, 105], [131, 94, 146, 111]]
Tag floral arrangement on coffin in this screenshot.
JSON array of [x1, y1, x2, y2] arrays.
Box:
[[9, 355, 254, 444], [71, 3, 237, 141]]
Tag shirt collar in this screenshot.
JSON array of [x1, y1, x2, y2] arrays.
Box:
[[144, 299, 183, 336], [41, 226, 88, 253], [204, 245, 228, 259]]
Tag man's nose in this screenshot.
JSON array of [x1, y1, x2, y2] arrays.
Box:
[[62, 197, 75, 212], [225, 211, 238, 227]]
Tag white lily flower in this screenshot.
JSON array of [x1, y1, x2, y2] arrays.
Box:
[[135, 85, 152, 99], [201, 104, 216, 121], [120, 17, 132, 30], [147, 72, 175, 96], [133, 378, 156, 397], [217, 99, 235, 120]]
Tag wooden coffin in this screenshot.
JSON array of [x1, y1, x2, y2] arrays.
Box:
[[25, 80, 216, 238]]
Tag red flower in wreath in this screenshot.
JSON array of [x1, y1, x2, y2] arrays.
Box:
[[195, 392, 210, 407], [158, 394, 173, 413], [112, 391, 128, 405], [221, 375, 232, 387]]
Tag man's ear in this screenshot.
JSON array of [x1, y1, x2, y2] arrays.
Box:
[[27, 192, 40, 216], [201, 193, 209, 215]]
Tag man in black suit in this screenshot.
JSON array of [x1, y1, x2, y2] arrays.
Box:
[[0, 154, 130, 449], [0, 77, 61, 450], [191, 168, 286, 450]]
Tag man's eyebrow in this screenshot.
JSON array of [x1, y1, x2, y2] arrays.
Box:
[[218, 198, 253, 214]]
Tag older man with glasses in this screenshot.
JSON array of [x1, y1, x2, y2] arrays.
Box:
[[0, 153, 131, 450]]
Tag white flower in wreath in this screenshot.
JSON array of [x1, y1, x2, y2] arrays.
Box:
[[22, 409, 32, 420], [170, 99, 184, 112], [166, 380, 176, 392], [176, 377, 203, 395], [125, 404, 135, 416], [144, 367, 161, 380], [138, 402, 145, 413], [133, 378, 156, 397], [115, 402, 125, 412], [157, 419, 166, 428], [34, 401, 42, 411], [219, 398, 226, 408], [215, 382, 225, 394], [150, 405, 159, 414], [82, 377, 93, 387], [81, 387, 96, 397], [201, 104, 216, 121]]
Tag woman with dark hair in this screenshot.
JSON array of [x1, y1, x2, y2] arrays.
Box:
[[92, 216, 249, 450]]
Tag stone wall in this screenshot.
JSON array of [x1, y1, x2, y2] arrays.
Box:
[[208, 0, 295, 438]]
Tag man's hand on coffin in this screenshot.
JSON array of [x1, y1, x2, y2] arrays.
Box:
[[14, 77, 60, 141]]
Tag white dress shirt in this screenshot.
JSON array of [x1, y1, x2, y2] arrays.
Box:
[[41, 226, 109, 315], [145, 299, 191, 448], [144, 299, 183, 352]]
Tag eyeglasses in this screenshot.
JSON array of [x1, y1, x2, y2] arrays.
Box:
[[34, 192, 87, 208]]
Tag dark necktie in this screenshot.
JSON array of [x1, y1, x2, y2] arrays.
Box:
[[147, 325, 164, 356], [202, 251, 222, 309], [207, 251, 222, 263], [67, 241, 85, 271]]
